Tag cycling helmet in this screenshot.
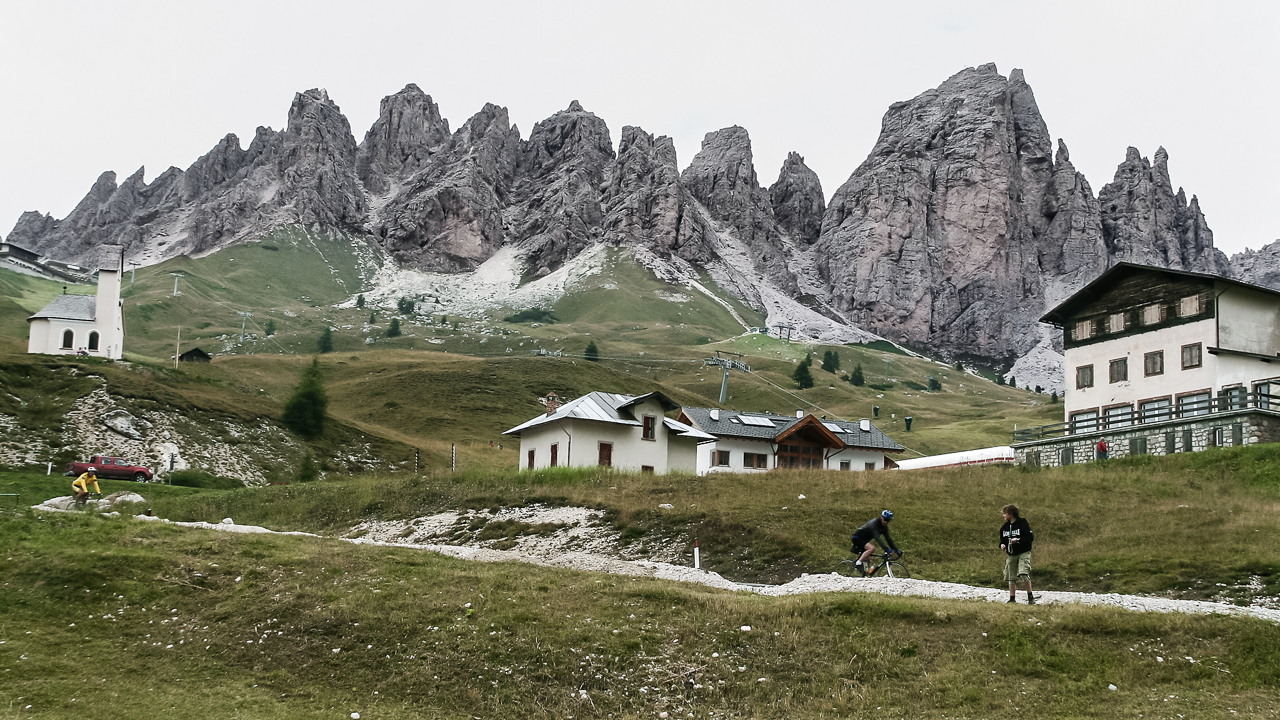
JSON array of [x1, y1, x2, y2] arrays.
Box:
[[87, 467, 97, 473], [881, 510, 894, 520]]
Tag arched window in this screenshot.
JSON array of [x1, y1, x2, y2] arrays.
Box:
[[88, 331, 100, 351], [61, 329, 74, 349]]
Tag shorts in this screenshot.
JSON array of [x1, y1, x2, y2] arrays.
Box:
[[1004, 552, 1032, 582], [851, 533, 874, 551]]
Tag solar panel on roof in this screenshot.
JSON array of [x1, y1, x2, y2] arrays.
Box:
[[822, 422, 844, 433], [738, 415, 775, 427]]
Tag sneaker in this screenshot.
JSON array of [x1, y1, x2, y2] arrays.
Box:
[[855, 563, 866, 577], [1006, 596, 1017, 604], [1027, 595, 1036, 605]]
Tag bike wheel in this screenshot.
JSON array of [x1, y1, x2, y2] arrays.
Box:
[[885, 560, 911, 579], [833, 560, 862, 578]]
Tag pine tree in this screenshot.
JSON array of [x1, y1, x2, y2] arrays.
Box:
[[283, 358, 328, 439], [1050, 392, 1059, 403], [369, 312, 376, 324], [264, 319, 276, 337], [928, 376, 942, 391], [584, 341, 600, 361], [829, 351, 841, 373], [387, 318, 402, 337], [793, 361, 814, 389], [802, 352, 813, 368], [356, 294, 365, 308], [317, 327, 334, 353], [297, 454, 320, 483], [850, 364, 865, 386], [1009, 376, 1017, 389]]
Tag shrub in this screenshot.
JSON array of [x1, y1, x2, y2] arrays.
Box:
[[793, 362, 814, 389], [264, 319, 276, 337], [283, 358, 328, 439], [356, 294, 365, 308], [503, 308, 558, 324], [849, 364, 865, 386], [297, 454, 320, 483], [397, 297, 415, 314], [386, 318, 402, 338], [928, 377, 942, 392], [317, 327, 333, 354], [1051, 392, 1059, 403], [584, 341, 599, 362]]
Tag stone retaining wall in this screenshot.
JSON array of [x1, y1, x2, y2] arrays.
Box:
[[1013, 410, 1280, 467]]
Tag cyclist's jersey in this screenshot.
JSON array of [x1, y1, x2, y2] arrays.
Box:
[[851, 517, 897, 552], [72, 474, 100, 494]]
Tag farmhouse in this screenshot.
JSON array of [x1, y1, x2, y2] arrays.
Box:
[[1014, 262, 1280, 464], [678, 408, 904, 473], [503, 391, 715, 473], [27, 246, 125, 360]]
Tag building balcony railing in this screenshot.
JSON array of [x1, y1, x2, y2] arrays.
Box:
[[1013, 391, 1280, 443]]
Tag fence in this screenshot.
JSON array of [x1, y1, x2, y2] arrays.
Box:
[[1013, 391, 1280, 442]]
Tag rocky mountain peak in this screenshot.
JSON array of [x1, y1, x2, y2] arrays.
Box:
[[356, 84, 451, 194], [768, 152, 824, 245]]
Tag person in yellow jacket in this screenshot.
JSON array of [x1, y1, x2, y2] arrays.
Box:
[[72, 467, 100, 507]]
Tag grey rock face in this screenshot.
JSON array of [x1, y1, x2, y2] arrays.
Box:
[[768, 152, 825, 245], [681, 127, 797, 295], [1231, 241, 1280, 289], [369, 103, 519, 272], [356, 84, 451, 195], [815, 64, 1089, 360]]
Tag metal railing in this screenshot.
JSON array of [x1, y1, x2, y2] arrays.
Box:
[[1013, 391, 1279, 442]]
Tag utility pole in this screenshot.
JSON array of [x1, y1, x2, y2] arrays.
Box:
[[169, 272, 185, 296], [237, 311, 254, 343], [703, 350, 749, 404], [174, 326, 181, 368], [773, 322, 794, 346], [127, 260, 140, 286]]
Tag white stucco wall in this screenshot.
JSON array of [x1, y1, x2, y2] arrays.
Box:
[[514, 398, 678, 473], [1217, 285, 1280, 357], [829, 447, 888, 471], [28, 318, 104, 357], [1064, 318, 1218, 419], [696, 436, 888, 473], [26, 268, 124, 359]]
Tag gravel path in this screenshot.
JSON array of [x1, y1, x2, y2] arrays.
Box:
[[33, 498, 1280, 624]]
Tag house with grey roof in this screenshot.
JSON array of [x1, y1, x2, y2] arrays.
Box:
[[27, 246, 125, 359], [677, 408, 905, 473], [503, 391, 715, 473]]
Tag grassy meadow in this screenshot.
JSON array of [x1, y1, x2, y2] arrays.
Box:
[[3, 445, 1280, 719]]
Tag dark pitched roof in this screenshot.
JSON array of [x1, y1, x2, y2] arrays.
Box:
[[1041, 262, 1280, 326], [28, 294, 96, 322], [503, 391, 709, 438], [679, 407, 905, 452]]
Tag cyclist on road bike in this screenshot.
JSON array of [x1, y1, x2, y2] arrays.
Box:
[[72, 467, 100, 508], [851, 510, 900, 576]]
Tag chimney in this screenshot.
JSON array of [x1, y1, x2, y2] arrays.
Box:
[[796, 410, 804, 419], [544, 391, 561, 416], [709, 409, 719, 421], [860, 419, 871, 432]]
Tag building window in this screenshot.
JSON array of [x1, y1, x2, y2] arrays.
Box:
[[1233, 423, 1244, 446], [1140, 398, 1171, 423], [1165, 431, 1177, 453], [1130, 437, 1148, 455], [1070, 410, 1098, 433], [839, 461, 851, 471], [550, 443, 558, 467], [1181, 343, 1202, 369], [1180, 295, 1202, 317], [1142, 304, 1163, 326], [61, 329, 74, 349], [642, 416, 656, 441], [1144, 351, 1164, 376], [88, 331, 100, 351], [1104, 405, 1133, 429], [527, 449, 535, 470], [1178, 392, 1211, 418], [641, 465, 654, 474], [1074, 320, 1094, 340], [1076, 365, 1094, 389], [1060, 447, 1074, 465], [1108, 312, 1126, 333], [1256, 382, 1273, 409], [1109, 358, 1128, 383], [1221, 386, 1246, 410], [598, 442, 613, 467], [864, 462, 876, 471], [714, 450, 730, 467], [743, 452, 768, 469]]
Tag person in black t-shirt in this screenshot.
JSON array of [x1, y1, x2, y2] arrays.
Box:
[[851, 510, 899, 576], [999, 504, 1035, 604]]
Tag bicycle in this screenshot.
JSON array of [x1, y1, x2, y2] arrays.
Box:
[[833, 551, 911, 579], [74, 492, 101, 510]]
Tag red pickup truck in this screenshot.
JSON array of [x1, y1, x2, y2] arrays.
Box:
[[64, 455, 154, 482]]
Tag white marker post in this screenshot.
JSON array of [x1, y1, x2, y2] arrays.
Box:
[[694, 537, 701, 571]]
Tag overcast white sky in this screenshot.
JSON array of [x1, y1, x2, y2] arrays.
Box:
[[1, 0, 1275, 255]]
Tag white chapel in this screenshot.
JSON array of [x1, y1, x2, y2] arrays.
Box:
[[27, 246, 125, 359]]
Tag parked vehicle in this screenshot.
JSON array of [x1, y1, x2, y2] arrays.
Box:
[[64, 455, 153, 482]]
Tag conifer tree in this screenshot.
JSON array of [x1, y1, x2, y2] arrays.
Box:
[[387, 318, 402, 337], [318, 327, 334, 353], [283, 358, 328, 439], [356, 294, 365, 308], [793, 361, 814, 389], [584, 341, 600, 361], [850, 364, 865, 386]]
